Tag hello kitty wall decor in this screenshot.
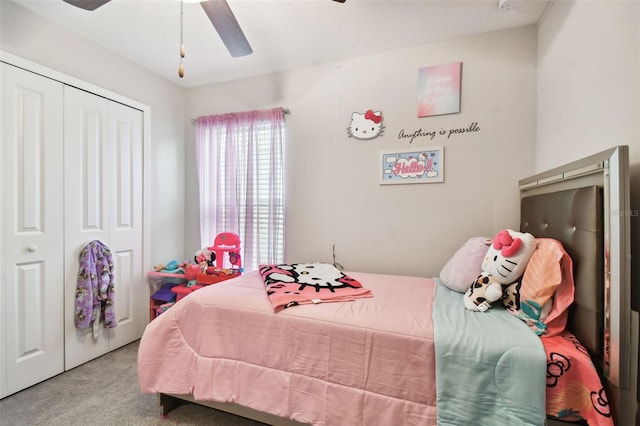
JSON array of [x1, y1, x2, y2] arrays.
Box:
[[379, 146, 444, 184], [347, 110, 384, 140]]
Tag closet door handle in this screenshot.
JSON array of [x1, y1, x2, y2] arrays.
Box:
[[28, 245, 38, 253]]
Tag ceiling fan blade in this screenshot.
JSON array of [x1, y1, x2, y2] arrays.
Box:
[[200, 0, 253, 58], [62, 0, 111, 11]]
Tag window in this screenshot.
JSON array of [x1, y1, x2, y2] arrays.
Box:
[[195, 108, 285, 272]]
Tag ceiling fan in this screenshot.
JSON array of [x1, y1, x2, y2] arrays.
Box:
[[62, 0, 346, 59]]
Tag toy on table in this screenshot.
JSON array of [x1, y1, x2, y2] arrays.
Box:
[[191, 233, 244, 284], [153, 259, 192, 274], [194, 247, 216, 272], [463, 229, 536, 312], [211, 232, 242, 272], [193, 232, 243, 273], [167, 234, 244, 302]]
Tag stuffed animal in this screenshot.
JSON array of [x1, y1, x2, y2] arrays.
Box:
[[463, 273, 503, 312], [463, 229, 536, 312], [194, 247, 216, 272]]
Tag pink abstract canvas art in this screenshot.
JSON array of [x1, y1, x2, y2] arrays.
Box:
[[418, 62, 462, 117]]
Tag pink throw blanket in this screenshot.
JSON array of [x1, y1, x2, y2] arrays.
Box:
[[543, 331, 614, 426], [259, 262, 373, 312]]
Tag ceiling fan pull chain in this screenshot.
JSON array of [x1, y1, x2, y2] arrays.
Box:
[[178, 0, 185, 78]]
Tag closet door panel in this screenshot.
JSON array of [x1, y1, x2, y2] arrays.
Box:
[[63, 86, 110, 369], [1, 64, 64, 398], [63, 88, 144, 368], [107, 102, 144, 348], [111, 249, 134, 331]]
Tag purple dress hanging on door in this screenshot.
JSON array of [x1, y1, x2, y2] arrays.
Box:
[[75, 240, 117, 329]]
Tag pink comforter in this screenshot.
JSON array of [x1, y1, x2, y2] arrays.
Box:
[[138, 270, 437, 425]]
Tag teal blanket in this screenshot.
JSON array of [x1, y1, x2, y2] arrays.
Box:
[[433, 279, 546, 426]]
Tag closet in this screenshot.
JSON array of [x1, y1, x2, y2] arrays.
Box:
[[0, 54, 149, 398]]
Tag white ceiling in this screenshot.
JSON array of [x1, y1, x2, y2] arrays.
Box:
[[12, 0, 552, 88]]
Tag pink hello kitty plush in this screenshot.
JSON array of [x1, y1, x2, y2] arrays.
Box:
[[463, 229, 536, 312]]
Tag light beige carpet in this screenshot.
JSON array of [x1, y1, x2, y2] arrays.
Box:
[[0, 340, 266, 426]]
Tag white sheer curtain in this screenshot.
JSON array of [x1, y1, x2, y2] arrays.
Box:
[[195, 107, 285, 272]]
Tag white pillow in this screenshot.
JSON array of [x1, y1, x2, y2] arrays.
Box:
[[439, 237, 492, 293]]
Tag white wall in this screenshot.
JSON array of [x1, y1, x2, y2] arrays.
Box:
[[537, 0, 640, 168], [186, 26, 538, 277], [0, 1, 186, 266]]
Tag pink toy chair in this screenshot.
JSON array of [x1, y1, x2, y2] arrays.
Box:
[[212, 232, 242, 272]]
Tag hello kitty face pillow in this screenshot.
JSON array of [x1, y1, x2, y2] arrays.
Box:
[[464, 229, 536, 312], [347, 110, 384, 140]]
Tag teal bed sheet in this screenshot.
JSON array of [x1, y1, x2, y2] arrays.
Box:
[[432, 278, 546, 426]]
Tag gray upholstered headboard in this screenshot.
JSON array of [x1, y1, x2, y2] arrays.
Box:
[[518, 145, 638, 426], [520, 186, 603, 360]]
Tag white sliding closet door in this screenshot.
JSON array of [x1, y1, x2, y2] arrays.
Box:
[[0, 64, 65, 398], [63, 86, 144, 369]]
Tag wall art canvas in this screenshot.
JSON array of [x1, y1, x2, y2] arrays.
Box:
[[379, 147, 444, 185], [417, 62, 462, 117]]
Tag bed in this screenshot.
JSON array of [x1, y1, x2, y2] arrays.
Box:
[[138, 146, 638, 426]]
